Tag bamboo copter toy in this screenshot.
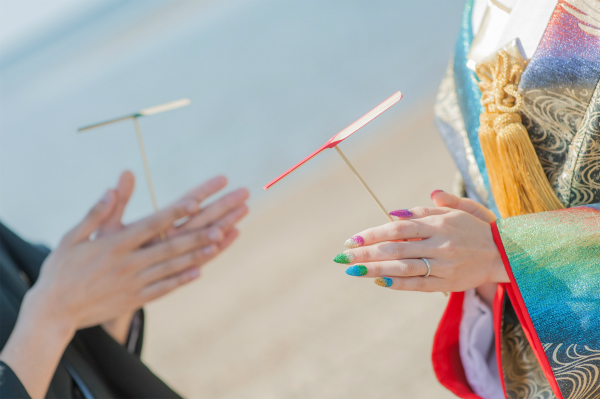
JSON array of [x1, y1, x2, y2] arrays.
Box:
[[264, 92, 448, 297], [78, 98, 191, 239], [263, 92, 401, 221]]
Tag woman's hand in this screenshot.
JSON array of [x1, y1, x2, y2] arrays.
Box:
[[94, 172, 249, 343], [429, 190, 500, 306], [337, 203, 509, 293]]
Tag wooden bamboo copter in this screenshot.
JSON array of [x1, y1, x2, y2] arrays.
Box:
[[263, 92, 448, 297], [78, 98, 191, 240]]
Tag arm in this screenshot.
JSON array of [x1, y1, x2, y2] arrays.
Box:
[[0, 172, 249, 398], [0, 291, 76, 399]]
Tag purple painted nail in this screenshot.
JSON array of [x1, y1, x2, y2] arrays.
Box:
[[389, 209, 413, 218]]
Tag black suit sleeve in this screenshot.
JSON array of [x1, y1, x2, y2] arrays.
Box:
[[0, 361, 31, 399]]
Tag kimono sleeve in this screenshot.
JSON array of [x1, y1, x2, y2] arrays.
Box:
[[491, 204, 600, 399]]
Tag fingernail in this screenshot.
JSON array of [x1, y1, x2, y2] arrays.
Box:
[[208, 229, 222, 242], [188, 268, 200, 279], [186, 201, 198, 213], [333, 252, 355, 264], [203, 245, 217, 256], [374, 277, 393, 287], [430, 190, 444, 200], [346, 265, 367, 276], [389, 209, 413, 218], [344, 235, 364, 249], [100, 190, 111, 204]]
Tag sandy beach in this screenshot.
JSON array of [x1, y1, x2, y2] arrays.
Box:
[[142, 99, 458, 399]]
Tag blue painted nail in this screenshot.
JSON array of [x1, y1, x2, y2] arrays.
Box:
[[346, 265, 367, 276]]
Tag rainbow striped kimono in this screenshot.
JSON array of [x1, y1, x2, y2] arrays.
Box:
[[432, 1, 600, 398]]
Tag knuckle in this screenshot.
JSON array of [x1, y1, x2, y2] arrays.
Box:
[[191, 249, 203, 263], [391, 244, 405, 259], [402, 262, 416, 276], [172, 204, 188, 220], [164, 240, 178, 258], [147, 218, 164, 233], [164, 260, 178, 273], [413, 278, 426, 291], [372, 263, 383, 276], [359, 248, 371, 262], [390, 222, 404, 237], [194, 231, 206, 245], [413, 206, 429, 217]]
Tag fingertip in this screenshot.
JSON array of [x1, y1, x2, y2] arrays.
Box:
[[237, 187, 250, 199], [186, 267, 201, 280], [202, 244, 218, 257], [118, 170, 135, 194], [212, 175, 228, 188], [208, 228, 224, 242], [430, 189, 444, 200]]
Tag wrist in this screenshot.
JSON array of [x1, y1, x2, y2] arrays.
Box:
[[21, 287, 77, 343], [0, 289, 76, 399], [489, 248, 510, 283]]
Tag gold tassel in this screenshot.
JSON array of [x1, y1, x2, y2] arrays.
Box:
[[476, 51, 564, 217]]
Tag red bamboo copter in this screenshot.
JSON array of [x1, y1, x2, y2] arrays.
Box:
[[78, 99, 191, 240], [264, 92, 448, 297], [264, 91, 402, 222]]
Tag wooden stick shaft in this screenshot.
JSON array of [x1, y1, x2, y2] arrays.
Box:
[[133, 117, 165, 240], [334, 146, 393, 222]]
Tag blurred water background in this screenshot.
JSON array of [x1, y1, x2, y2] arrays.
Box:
[[0, 0, 463, 246], [1, 1, 468, 397]]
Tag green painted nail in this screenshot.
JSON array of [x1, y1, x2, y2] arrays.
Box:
[[333, 252, 355, 264]]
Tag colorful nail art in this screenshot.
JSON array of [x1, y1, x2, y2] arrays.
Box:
[[346, 265, 367, 276], [389, 209, 413, 218], [344, 235, 364, 249], [374, 277, 393, 287], [333, 252, 355, 264], [430, 189, 444, 200]]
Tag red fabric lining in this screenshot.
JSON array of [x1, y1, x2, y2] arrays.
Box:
[[491, 221, 563, 399], [432, 291, 482, 399], [493, 284, 507, 397]]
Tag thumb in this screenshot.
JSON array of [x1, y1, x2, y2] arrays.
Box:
[[64, 190, 117, 244], [431, 190, 496, 223]]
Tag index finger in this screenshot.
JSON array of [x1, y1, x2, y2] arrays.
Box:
[[118, 199, 198, 248], [179, 175, 228, 209], [344, 206, 451, 248], [344, 219, 435, 249]]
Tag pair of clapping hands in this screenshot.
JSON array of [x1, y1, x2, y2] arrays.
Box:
[[335, 190, 510, 301], [27, 171, 249, 343]]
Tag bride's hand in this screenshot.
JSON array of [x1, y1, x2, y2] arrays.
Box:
[[429, 190, 500, 304], [337, 201, 509, 293]]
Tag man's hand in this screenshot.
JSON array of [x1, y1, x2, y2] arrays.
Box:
[[95, 171, 249, 343]]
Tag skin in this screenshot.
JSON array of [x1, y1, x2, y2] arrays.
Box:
[[0, 171, 249, 399], [343, 191, 509, 306]]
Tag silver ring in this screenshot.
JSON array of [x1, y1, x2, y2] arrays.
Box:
[[420, 258, 431, 278]]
